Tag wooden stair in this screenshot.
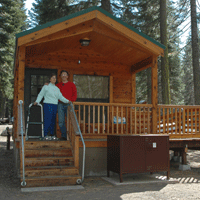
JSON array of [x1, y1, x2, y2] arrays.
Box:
[[21, 140, 81, 187]]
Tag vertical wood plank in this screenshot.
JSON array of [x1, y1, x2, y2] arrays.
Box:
[[103, 106, 105, 134], [121, 106, 123, 134], [83, 105, 85, 134], [163, 108, 166, 134], [116, 106, 119, 134], [175, 108, 177, 134], [126, 107, 128, 134], [195, 109, 197, 133], [158, 107, 161, 134], [93, 105, 95, 134], [183, 108, 185, 134], [187, 109, 189, 134], [151, 56, 158, 134], [112, 106, 114, 134], [107, 106, 109, 134], [88, 105, 90, 134], [109, 76, 113, 103], [139, 107, 141, 134], [179, 107, 182, 134], [191, 109, 194, 134], [98, 105, 100, 133], [144, 107, 146, 133], [167, 108, 169, 134]]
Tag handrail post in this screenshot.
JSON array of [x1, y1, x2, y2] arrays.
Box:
[[19, 100, 26, 187], [6, 127, 10, 150]]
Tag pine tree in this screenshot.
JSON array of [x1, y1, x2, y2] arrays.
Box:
[[0, 0, 27, 117], [29, 0, 71, 27]]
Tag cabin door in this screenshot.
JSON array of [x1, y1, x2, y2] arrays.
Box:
[[24, 68, 57, 137]]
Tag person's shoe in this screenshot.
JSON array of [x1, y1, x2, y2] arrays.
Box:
[[44, 135, 51, 140], [44, 135, 49, 140], [51, 135, 58, 140], [39, 136, 44, 141], [60, 137, 67, 141]]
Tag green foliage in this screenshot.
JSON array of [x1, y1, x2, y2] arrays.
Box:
[[0, 0, 27, 116], [29, 0, 72, 27]]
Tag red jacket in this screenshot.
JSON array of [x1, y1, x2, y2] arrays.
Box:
[[56, 82, 77, 102]]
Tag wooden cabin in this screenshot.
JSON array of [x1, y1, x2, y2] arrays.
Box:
[[13, 6, 200, 187]]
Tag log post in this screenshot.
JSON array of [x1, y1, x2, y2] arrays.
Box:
[[131, 73, 136, 104], [151, 56, 158, 134], [16, 46, 26, 140]]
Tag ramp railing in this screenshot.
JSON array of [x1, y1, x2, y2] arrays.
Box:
[[18, 100, 26, 186]]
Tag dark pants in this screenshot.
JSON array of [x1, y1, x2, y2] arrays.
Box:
[[58, 102, 69, 139], [43, 103, 57, 136]]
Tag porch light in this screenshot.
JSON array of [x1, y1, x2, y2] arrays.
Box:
[[80, 38, 91, 46]]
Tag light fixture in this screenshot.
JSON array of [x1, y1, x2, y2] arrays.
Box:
[[80, 38, 91, 46]]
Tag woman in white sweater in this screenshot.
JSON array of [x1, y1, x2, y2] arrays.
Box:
[[34, 74, 70, 140]]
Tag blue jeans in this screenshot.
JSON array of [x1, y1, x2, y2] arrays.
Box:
[[58, 102, 69, 138], [43, 103, 57, 137]]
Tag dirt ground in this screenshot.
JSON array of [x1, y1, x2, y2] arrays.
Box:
[[1, 125, 200, 200]]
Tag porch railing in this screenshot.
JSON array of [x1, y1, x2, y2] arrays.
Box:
[[73, 102, 200, 138], [73, 102, 152, 135], [157, 105, 200, 138]]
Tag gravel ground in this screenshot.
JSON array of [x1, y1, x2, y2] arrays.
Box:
[[1, 125, 200, 200]]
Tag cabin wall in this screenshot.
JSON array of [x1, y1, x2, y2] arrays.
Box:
[[26, 58, 134, 104]]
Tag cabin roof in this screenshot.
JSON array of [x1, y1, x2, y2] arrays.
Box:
[[15, 6, 165, 72], [16, 6, 165, 50]]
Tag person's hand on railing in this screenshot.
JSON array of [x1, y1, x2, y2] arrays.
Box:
[[33, 102, 38, 106]]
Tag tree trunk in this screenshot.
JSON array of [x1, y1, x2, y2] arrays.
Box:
[[190, 0, 200, 105], [101, 0, 112, 14], [160, 0, 171, 104]]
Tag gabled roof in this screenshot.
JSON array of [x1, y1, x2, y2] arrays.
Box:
[[16, 6, 165, 50]]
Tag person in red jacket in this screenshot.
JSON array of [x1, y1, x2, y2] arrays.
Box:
[[56, 70, 77, 140]]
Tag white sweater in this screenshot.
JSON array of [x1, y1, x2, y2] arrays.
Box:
[[35, 83, 69, 105]]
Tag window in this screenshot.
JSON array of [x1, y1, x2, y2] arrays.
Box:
[[73, 75, 109, 100], [30, 75, 50, 103]]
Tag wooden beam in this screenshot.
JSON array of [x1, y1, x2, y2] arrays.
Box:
[[151, 56, 158, 134], [131, 73, 136, 104], [131, 56, 153, 73], [96, 11, 164, 57], [25, 20, 94, 47], [18, 11, 97, 46]]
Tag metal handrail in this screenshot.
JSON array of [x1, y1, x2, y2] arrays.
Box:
[[68, 102, 85, 184], [19, 100, 26, 186]]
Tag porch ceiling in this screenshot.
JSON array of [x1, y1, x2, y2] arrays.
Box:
[[16, 7, 164, 71], [25, 20, 153, 67]]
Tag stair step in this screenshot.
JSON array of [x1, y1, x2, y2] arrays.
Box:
[[25, 156, 74, 167], [21, 175, 82, 187], [24, 166, 79, 177], [25, 148, 73, 157], [25, 141, 71, 149]]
